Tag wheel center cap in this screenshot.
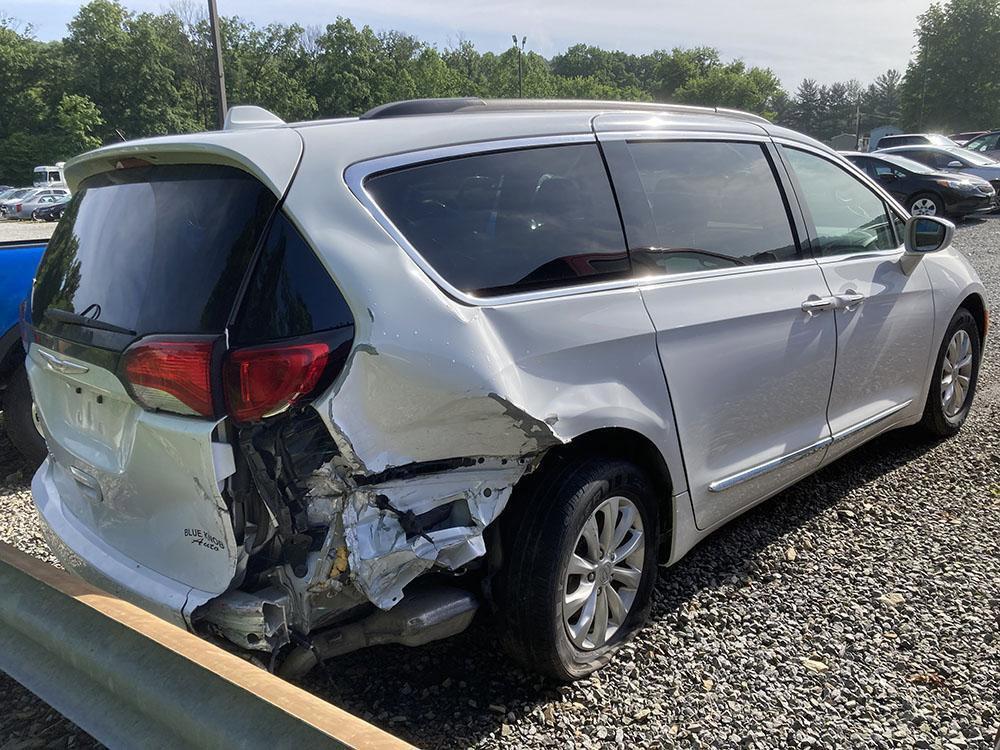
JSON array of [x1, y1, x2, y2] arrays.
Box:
[[597, 562, 612, 587]]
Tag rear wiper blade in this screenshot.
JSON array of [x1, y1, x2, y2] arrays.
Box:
[[43, 308, 137, 336]]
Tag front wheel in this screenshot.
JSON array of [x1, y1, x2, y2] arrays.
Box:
[[909, 192, 944, 217], [919, 307, 981, 437], [496, 458, 659, 681]]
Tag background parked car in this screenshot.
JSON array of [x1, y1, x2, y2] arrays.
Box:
[[31, 194, 71, 222], [0, 239, 48, 468], [963, 130, 1000, 159], [0, 188, 38, 217], [875, 133, 959, 150], [878, 145, 1000, 193], [949, 131, 988, 146], [7, 192, 70, 221], [844, 151, 996, 217]]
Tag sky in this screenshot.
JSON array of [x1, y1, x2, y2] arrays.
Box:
[[6, 0, 934, 88]]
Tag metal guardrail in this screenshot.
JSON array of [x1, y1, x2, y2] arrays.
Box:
[[0, 542, 415, 750]]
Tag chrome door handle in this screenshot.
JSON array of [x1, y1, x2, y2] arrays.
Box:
[[801, 296, 837, 314], [836, 290, 865, 311]]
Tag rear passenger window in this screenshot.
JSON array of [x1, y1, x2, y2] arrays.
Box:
[[624, 140, 800, 274], [365, 144, 628, 296], [782, 147, 898, 256]]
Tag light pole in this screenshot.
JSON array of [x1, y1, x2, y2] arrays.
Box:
[[208, 0, 228, 129], [511, 35, 526, 98]]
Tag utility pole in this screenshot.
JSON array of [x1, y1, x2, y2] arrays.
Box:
[[208, 0, 228, 129], [855, 96, 862, 150], [511, 35, 526, 97]]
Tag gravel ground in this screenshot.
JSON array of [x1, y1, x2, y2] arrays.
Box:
[[0, 220, 56, 243], [1, 217, 999, 749]]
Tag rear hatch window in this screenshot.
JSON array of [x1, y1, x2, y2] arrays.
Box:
[[32, 164, 277, 348]]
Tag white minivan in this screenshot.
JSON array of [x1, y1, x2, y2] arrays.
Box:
[[25, 99, 986, 680]]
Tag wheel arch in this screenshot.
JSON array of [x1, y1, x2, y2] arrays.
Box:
[[959, 291, 988, 341], [502, 427, 675, 562], [0, 323, 25, 390]]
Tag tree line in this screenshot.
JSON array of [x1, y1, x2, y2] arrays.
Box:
[[1, 0, 997, 186]]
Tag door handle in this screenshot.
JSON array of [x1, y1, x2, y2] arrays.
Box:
[[835, 290, 865, 311], [801, 296, 837, 314]]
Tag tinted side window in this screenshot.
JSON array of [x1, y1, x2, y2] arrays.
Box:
[[232, 213, 354, 344], [848, 157, 876, 178], [365, 144, 628, 296], [906, 149, 948, 168], [624, 140, 799, 274], [782, 147, 898, 256]]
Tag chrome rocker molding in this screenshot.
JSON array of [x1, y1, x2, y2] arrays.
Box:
[[708, 401, 912, 493]]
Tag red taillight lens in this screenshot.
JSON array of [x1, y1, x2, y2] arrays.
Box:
[[223, 341, 331, 423], [14, 203, 21, 212], [122, 339, 215, 417]]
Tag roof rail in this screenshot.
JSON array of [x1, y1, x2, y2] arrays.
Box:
[[360, 97, 771, 125]]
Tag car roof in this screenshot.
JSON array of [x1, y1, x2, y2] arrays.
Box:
[[291, 98, 827, 156], [67, 99, 833, 191]]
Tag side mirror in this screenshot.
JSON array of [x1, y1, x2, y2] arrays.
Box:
[[947, 160, 964, 168], [878, 172, 897, 182], [904, 215, 955, 254]]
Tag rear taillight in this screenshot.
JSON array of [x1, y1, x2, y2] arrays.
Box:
[[223, 341, 331, 423], [14, 203, 21, 212], [122, 339, 215, 417], [120, 333, 350, 422]]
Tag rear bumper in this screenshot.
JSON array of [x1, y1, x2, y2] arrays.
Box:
[[31, 458, 214, 629]]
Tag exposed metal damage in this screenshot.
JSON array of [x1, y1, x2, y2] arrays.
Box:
[[194, 391, 559, 668]]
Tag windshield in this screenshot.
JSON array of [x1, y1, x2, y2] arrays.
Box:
[[32, 164, 277, 347], [879, 154, 936, 174], [945, 147, 997, 166]]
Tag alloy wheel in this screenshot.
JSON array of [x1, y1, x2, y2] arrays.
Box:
[[941, 329, 973, 417], [911, 198, 938, 216], [562, 496, 645, 650]]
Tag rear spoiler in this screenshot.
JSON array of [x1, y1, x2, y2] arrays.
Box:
[[63, 127, 303, 198]]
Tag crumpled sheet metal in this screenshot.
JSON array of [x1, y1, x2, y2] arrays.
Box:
[[325, 461, 529, 610]]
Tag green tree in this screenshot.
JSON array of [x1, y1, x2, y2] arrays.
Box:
[[56, 93, 103, 153], [221, 18, 317, 120], [901, 0, 1000, 130], [674, 61, 783, 116]]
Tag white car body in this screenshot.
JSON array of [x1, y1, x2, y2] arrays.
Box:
[[26, 101, 987, 663]]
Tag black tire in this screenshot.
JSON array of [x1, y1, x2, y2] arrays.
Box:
[[3, 363, 47, 470], [496, 458, 659, 681], [908, 192, 945, 218], [30, 209, 41, 221], [919, 307, 981, 437]]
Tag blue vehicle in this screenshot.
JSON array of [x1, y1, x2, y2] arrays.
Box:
[[1, 240, 47, 466]]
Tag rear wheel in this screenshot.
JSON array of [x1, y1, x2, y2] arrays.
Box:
[[909, 192, 944, 217], [3, 363, 47, 470], [919, 307, 981, 437], [496, 458, 659, 681], [31, 209, 41, 221]]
